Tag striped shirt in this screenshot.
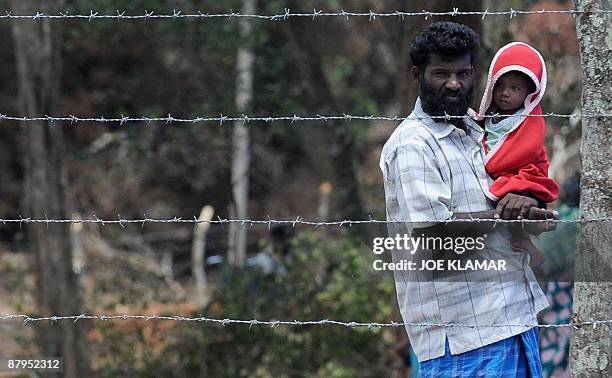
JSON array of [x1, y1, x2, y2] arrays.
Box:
[[379, 98, 548, 362]]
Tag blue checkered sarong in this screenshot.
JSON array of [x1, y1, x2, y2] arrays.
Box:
[[419, 328, 543, 377]]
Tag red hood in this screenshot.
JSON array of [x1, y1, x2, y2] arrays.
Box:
[[478, 42, 547, 120]]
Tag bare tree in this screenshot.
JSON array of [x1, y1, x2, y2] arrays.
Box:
[[570, 0, 612, 376], [193, 206, 214, 308], [11, 0, 89, 376], [228, 0, 255, 266]]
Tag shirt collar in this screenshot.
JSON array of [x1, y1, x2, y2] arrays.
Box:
[[412, 97, 483, 141]]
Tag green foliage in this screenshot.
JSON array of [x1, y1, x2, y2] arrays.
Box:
[[93, 231, 396, 377], [0, 254, 34, 312]]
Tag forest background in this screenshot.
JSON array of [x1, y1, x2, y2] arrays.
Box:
[[0, 0, 585, 376]]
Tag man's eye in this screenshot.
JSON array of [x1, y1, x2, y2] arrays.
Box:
[[433, 72, 448, 78], [458, 72, 470, 78]]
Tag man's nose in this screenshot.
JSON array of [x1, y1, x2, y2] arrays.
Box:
[[445, 75, 461, 91]]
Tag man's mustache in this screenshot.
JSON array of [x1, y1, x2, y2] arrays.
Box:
[[439, 89, 466, 98], [418, 76, 473, 118]]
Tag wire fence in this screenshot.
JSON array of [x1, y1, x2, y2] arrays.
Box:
[[1, 216, 610, 228], [0, 112, 610, 126], [1, 4, 609, 356], [0, 314, 610, 329], [0, 8, 611, 22]]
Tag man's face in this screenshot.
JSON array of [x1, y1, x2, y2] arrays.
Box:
[[415, 53, 474, 118]]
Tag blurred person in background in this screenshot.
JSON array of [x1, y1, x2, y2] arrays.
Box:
[[536, 172, 580, 378]]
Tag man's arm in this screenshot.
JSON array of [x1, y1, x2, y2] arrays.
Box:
[[393, 144, 557, 238], [412, 210, 495, 240], [418, 193, 557, 238]]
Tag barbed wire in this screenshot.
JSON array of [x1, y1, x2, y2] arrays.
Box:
[[0, 112, 609, 126], [0, 8, 610, 22], [0, 314, 609, 329], [1, 216, 609, 228]]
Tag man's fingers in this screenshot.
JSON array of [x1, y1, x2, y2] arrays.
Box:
[[542, 211, 558, 232], [528, 207, 557, 220], [511, 199, 525, 219], [518, 202, 531, 219], [503, 197, 519, 219], [496, 196, 509, 218], [527, 207, 543, 219], [499, 194, 552, 221], [516, 196, 538, 219], [525, 208, 558, 233]]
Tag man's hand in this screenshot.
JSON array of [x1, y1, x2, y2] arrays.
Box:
[[495, 193, 538, 220], [523, 207, 559, 235]]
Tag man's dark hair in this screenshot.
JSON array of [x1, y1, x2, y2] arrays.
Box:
[[410, 22, 479, 69]]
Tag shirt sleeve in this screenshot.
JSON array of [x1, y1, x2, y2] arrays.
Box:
[[394, 143, 453, 227]]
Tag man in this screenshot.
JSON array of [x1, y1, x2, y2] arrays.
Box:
[[379, 22, 557, 377]]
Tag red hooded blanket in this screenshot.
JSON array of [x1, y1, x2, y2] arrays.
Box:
[[477, 42, 558, 203]]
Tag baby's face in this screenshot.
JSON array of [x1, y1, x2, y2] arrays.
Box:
[[492, 72, 533, 113]]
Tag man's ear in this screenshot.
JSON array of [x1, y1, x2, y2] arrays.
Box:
[[411, 66, 420, 80]]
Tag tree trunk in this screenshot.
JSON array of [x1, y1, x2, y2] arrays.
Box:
[[11, 1, 89, 376], [570, 1, 612, 376], [193, 206, 214, 308], [228, 0, 255, 267]]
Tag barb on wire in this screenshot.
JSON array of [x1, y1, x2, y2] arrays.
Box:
[[0, 216, 609, 227], [1, 314, 610, 329], [0, 9, 610, 21], [0, 112, 607, 125]]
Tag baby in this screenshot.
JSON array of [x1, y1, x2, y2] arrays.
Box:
[[477, 42, 559, 266]]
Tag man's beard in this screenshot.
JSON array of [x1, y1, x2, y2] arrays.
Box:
[[419, 76, 473, 126]]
